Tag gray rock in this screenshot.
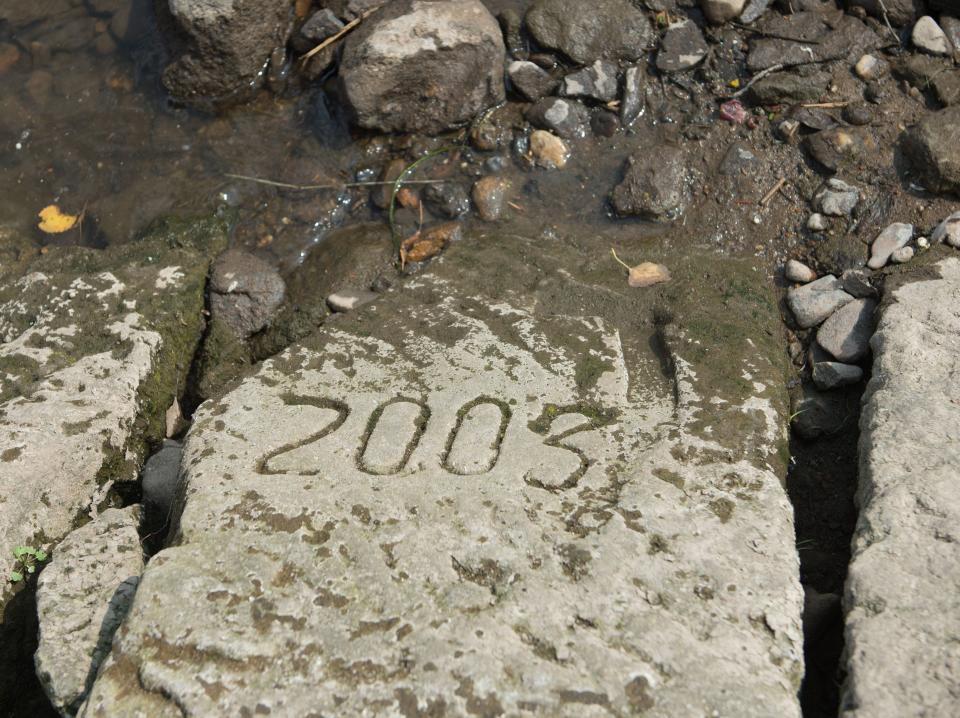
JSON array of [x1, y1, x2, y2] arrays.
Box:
[[807, 213, 828, 231], [747, 12, 881, 72], [868, 223, 913, 269], [0, 218, 226, 621], [561, 59, 619, 102], [942, 16, 960, 57], [805, 127, 877, 174], [747, 70, 830, 105], [815, 179, 860, 217], [507, 60, 558, 101], [847, 0, 926, 27], [913, 16, 951, 55], [740, 0, 773, 24], [209, 249, 285, 339], [787, 275, 855, 328], [472, 176, 511, 221], [81, 231, 804, 717], [719, 143, 757, 176], [817, 298, 876, 362], [812, 361, 864, 390], [620, 64, 646, 126], [932, 211, 960, 247], [529, 129, 570, 168], [890, 246, 915, 263], [161, 0, 291, 108], [326, 288, 379, 313], [35, 506, 144, 716], [611, 145, 690, 221], [815, 234, 868, 276], [702, 0, 747, 24], [843, 104, 874, 126], [141, 439, 184, 547], [300, 8, 344, 43], [905, 105, 960, 194], [525, 0, 654, 64], [339, 0, 505, 134], [526, 97, 590, 139], [841, 269, 877, 298], [785, 259, 817, 283], [896, 55, 960, 106], [656, 20, 708, 73], [854, 54, 888, 81], [843, 258, 960, 718]]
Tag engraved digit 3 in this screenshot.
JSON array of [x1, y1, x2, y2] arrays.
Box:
[[441, 397, 511, 475], [357, 397, 430, 475], [256, 396, 350, 475], [524, 403, 618, 491]]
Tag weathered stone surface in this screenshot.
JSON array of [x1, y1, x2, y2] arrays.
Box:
[[35, 506, 144, 716], [161, 0, 291, 108], [209, 249, 285, 339], [847, 0, 925, 27], [913, 15, 951, 55], [812, 361, 864, 390], [656, 20, 708, 73], [817, 298, 876, 363], [525, 0, 654, 64], [815, 178, 860, 217], [747, 12, 881, 72], [508, 60, 558, 102], [785, 259, 816, 283], [894, 55, 960, 107], [843, 258, 960, 717], [82, 232, 803, 717], [932, 211, 960, 247], [561, 60, 619, 102], [339, 0, 505, 134], [905, 105, 960, 194], [747, 70, 830, 104], [787, 275, 855, 328], [805, 127, 877, 173], [611, 145, 691, 221], [0, 218, 225, 616]]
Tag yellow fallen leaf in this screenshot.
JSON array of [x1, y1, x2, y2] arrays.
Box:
[[37, 205, 79, 234], [611, 249, 671, 288]]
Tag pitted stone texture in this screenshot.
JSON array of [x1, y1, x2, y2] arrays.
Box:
[[209, 249, 285, 338], [35, 506, 144, 716], [525, 0, 654, 64], [0, 219, 225, 615], [843, 258, 960, 718], [339, 0, 505, 134], [82, 236, 803, 717]]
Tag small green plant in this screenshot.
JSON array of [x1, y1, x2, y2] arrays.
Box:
[[9, 546, 48, 583]]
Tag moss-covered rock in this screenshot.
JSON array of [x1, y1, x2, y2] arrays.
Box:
[[0, 216, 227, 611]]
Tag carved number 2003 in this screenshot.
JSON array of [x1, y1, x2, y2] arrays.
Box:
[[256, 396, 612, 488]]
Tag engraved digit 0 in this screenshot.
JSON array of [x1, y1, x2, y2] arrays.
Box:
[[357, 397, 430, 475], [441, 397, 511, 475]]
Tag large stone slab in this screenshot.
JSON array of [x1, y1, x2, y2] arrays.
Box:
[[842, 257, 960, 717], [0, 218, 226, 615], [82, 231, 803, 717]]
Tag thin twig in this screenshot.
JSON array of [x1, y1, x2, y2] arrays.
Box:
[[876, 0, 902, 48], [224, 173, 445, 191], [760, 177, 787, 206], [800, 101, 848, 108], [300, 8, 375, 63], [611, 248, 632, 271], [722, 63, 785, 100], [732, 22, 820, 45]]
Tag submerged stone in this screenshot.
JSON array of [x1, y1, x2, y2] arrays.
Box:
[[82, 230, 803, 716]]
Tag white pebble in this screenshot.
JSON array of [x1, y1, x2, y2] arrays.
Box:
[[807, 213, 827, 231], [891, 246, 915, 264], [785, 259, 817, 283]]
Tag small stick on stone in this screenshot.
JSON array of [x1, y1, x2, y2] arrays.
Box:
[[760, 177, 787, 206], [731, 23, 820, 45], [722, 63, 785, 100], [800, 101, 848, 108], [300, 8, 376, 64], [224, 173, 446, 191]]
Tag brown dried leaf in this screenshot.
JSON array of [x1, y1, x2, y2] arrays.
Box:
[[401, 222, 462, 264], [165, 397, 185, 438], [627, 262, 671, 288]]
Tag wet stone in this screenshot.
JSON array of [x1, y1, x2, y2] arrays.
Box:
[[526, 97, 590, 139], [561, 59, 619, 102], [472, 176, 511, 221], [656, 20, 708, 73], [423, 182, 470, 219], [844, 259, 960, 718], [620, 64, 646, 126], [611, 145, 690, 222], [507, 60, 558, 102], [529, 129, 569, 168], [82, 231, 804, 717]]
